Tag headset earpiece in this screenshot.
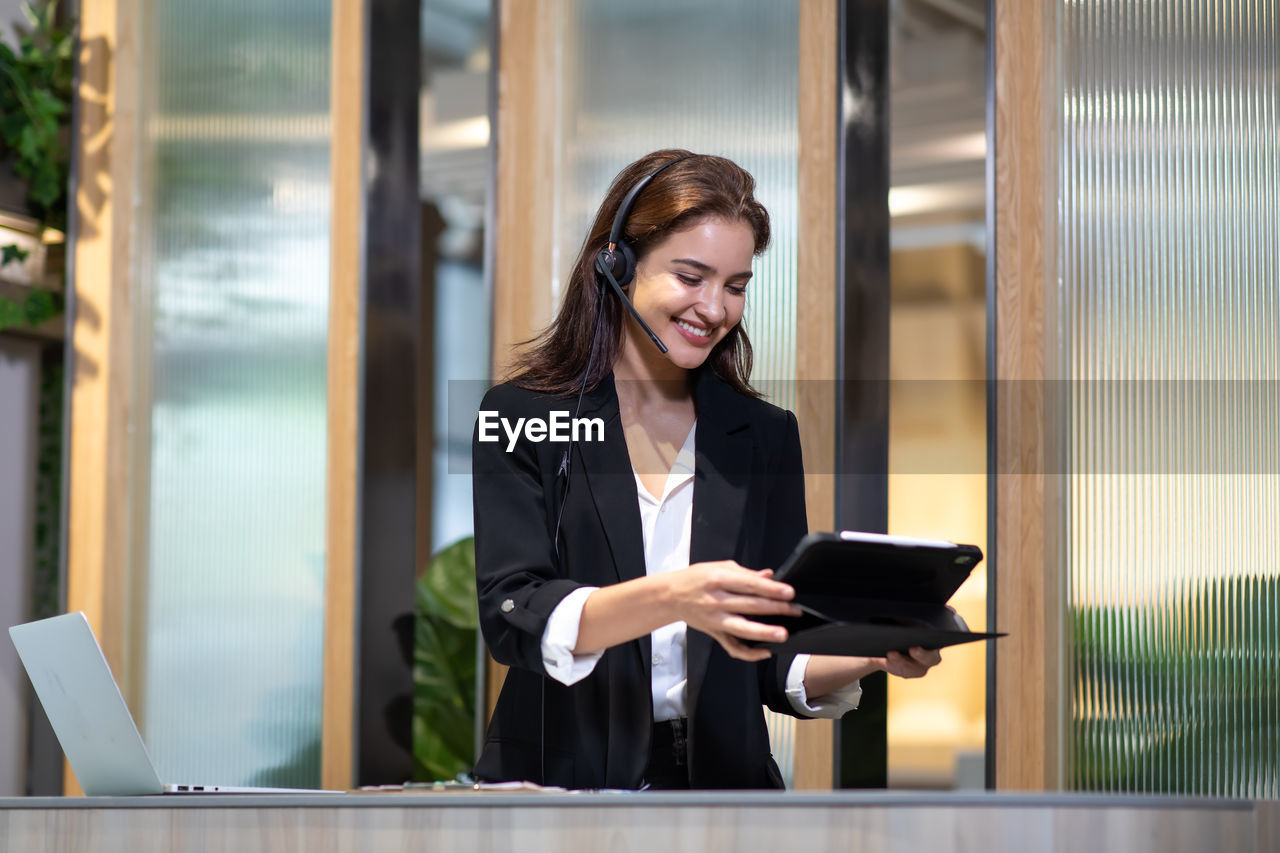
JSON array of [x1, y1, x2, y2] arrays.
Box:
[[594, 240, 637, 289], [594, 153, 692, 296]]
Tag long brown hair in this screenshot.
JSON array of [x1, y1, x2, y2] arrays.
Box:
[[506, 149, 771, 397]]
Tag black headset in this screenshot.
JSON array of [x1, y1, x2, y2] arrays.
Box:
[[592, 154, 692, 355]]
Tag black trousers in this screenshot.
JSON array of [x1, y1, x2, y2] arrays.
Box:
[[642, 718, 690, 790]]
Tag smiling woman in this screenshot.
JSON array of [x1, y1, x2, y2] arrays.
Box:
[[470, 151, 941, 791]]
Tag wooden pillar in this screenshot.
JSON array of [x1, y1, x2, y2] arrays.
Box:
[[991, 0, 1058, 791], [64, 0, 141, 797], [491, 0, 560, 381], [322, 0, 366, 792], [792, 0, 839, 792]]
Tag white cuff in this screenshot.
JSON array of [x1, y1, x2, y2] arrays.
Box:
[[784, 654, 863, 719], [539, 586, 604, 686], [947, 606, 970, 632]]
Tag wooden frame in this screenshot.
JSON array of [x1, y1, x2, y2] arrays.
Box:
[[321, 0, 366, 792], [64, 0, 142, 797], [491, 0, 561, 382], [793, 0, 839, 791], [991, 0, 1059, 790]]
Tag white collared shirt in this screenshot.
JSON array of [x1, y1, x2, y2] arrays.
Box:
[[540, 422, 861, 719]]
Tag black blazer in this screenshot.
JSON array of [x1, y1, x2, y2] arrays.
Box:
[[471, 367, 811, 789]]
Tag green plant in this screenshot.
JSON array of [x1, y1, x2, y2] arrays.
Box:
[[0, 0, 75, 330], [413, 536, 479, 782]]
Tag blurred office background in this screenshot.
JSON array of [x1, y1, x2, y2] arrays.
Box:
[[1, 0, 1276, 800]]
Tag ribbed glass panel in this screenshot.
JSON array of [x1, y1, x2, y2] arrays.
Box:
[[560, 0, 800, 783], [133, 1, 331, 786], [1055, 0, 1279, 797]]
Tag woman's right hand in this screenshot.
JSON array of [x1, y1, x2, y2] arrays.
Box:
[[666, 562, 803, 662]]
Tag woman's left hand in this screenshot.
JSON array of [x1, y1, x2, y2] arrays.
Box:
[[802, 647, 942, 696], [879, 646, 942, 679]]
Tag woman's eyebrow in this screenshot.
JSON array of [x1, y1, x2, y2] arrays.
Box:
[[672, 258, 753, 279]]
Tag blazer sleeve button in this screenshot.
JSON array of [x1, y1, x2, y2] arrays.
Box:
[[500, 599, 515, 613]]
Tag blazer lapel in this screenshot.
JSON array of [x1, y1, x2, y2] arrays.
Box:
[[686, 370, 753, 717], [576, 376, 648, 586], [575, 375, 653, 679]]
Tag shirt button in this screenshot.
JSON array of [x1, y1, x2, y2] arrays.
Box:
[[500, 599, 515, 613], [659, 505, 668, 514], [652, 654, 663, 666]]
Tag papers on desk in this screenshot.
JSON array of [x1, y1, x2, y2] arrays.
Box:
[[355, 780, 643, 794]]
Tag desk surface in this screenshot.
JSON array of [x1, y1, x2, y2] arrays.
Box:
[[2, 789, 1276, 853], [0, 789, 1261, 810]]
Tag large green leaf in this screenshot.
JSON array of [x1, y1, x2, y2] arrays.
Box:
[[1, 243, 29, 267], [418, 536, 479, 629], [412, 536, 479, 782]]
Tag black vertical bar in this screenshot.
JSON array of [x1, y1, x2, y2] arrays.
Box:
[[983, 0, 998, 792], [834, 0, 891, 789], [358, 0, 421, 786], [26, 346, 65, 795]]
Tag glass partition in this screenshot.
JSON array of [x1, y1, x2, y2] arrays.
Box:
[[1054, 0, 1280, 797], [132, 0, 332, 787]]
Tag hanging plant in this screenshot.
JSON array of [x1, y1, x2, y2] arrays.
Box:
[[0, 0, 75, 331]]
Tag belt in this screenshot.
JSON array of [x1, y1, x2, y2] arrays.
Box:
[[651, 718, 688, 765]]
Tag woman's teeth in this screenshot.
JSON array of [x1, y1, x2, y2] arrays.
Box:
[[675, 319, 710, 338]]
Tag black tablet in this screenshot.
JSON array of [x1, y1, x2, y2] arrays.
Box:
[[772, 531, 983, 604], [758, 531, 1002, 657]]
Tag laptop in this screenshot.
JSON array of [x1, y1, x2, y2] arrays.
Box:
[[9, 611, 342, 796]]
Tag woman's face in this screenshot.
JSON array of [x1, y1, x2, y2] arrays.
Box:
[[626, 216, 755, 371]]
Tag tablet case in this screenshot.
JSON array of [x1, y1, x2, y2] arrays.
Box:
[[758, 531, 1005, 657]]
